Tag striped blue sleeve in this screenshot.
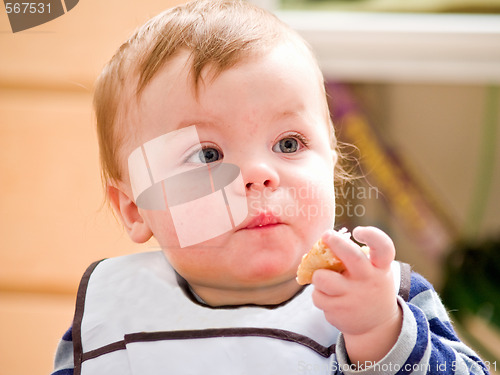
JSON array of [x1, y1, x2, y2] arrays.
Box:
[[406, 273, 489, 375], [335, 272, 489, 375], [51, 327, 74, 375]]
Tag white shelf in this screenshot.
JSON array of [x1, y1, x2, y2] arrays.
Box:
[[276, 11, 500, 84]]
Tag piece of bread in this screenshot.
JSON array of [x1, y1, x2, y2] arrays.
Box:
[[296, 229, 370, 285], [296, 238, 345, 285]]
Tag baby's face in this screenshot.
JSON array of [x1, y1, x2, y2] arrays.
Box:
[[120, 42, 336, 299]]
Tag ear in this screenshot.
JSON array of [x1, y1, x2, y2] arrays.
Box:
[[107, 184, 153, 243]]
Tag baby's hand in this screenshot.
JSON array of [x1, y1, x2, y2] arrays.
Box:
[[311, 226, 402, 366]]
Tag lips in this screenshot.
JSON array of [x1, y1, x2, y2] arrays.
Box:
[[239, 211, 282, 230]]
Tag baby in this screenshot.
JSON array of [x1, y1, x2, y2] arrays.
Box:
[[51, 1, 489, 374]]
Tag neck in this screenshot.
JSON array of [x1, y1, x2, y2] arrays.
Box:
[[189, 279, 304, 307]]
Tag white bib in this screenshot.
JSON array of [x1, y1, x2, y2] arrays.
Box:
[[73, 251, 410, 375]]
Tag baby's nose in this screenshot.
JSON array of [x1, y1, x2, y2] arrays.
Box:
[[243, 161, 280, 192]]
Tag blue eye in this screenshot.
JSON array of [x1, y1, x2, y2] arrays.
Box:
[[186, 145, 223, 164], [277, 138, 298, 153], [273, 134, 308, 154], [199, 147, 221, 163]]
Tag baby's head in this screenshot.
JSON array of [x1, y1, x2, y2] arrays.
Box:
[[95, 0, 339, 184], [94, 0, 343, 305]]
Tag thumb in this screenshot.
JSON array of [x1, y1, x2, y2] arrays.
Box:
[[352, 226, 395, 269]]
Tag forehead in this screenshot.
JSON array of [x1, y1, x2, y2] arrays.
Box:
[[123, 41, 327, 153]]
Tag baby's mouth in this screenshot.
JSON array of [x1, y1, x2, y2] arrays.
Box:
[[238, 211, 283, 230]]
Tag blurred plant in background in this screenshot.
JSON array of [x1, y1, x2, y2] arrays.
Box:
[[441, 236, 500, 366]]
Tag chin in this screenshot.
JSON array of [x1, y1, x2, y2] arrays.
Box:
[[232, 255, 299, 286]]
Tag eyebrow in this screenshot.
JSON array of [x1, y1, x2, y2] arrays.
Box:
[[173, 108, 304, 131], [174, 119, 218, 131], [271, 109, 308, 125], [274, 109, 301, 119]]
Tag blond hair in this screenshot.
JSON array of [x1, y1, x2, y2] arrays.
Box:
[[94, 0, 344, 186]]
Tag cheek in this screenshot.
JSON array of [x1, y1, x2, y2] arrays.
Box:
[[298, 179, 335, 228], [142, 209, 231, 275], [142, 209, 180, 249], [290, 158, 336, 224]]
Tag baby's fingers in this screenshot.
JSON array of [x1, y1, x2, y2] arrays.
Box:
[[311, 270, 348, 315], [321, 230, 371, 278], [312, 268, 346, 296], [352, 226, 395, 269]]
